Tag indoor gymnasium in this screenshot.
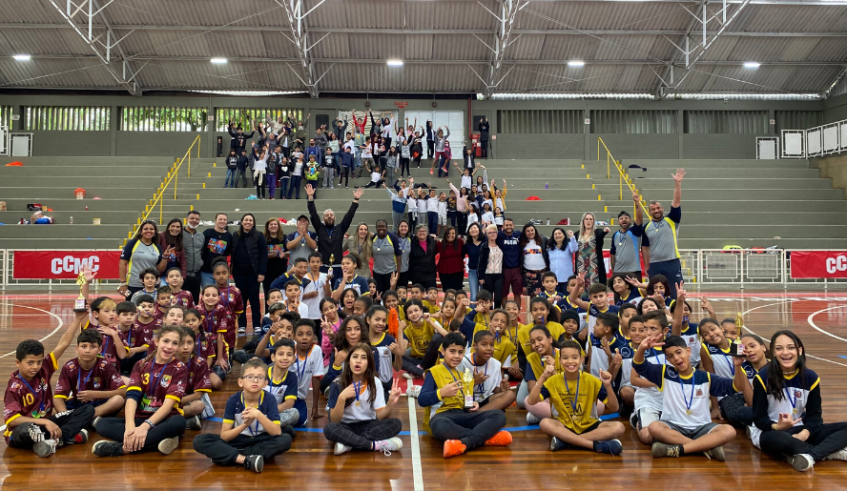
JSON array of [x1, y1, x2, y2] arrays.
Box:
[[1, 0, 847, 489]]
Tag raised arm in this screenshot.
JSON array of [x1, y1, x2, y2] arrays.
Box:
[[671, 284, 687, 337], [633, 190, 643, 226], [568, 273, 591, 311], [672, 168, 685, 208]]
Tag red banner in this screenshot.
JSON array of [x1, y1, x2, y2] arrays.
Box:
[[13, 250, 123, 280], [790, 251, 847, 279]]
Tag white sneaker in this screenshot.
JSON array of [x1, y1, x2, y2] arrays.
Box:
[[157, 436, 180, 455], [27, 424, 45, 444], [825, 447, 847, 461], [374, 437, 403, 456], [406, 385, 421, 399], [526, 412, 542, 425], [334, 442, 352, 455], [402, 372, 414, 380], [33, 438, 60, 457], [92, 416, 101, 430], [238, 326, 246, 334], [787, 453, 815, 472]]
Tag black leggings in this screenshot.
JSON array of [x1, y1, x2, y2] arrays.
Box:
[[759, 422, 847, 462], [193, 432, 292, 465], [324, 419, 402, 450], [483, 273, 504, 308], [233, 272, 262, 329], [373, 271, 395, 295], [430, 409, 506, 450], [401, 333, 443, 377], [364, 179, 385, 189], [8, 405, 94, 448], [97, 415, 185, 453], [255, 173, 266, 199], [439, 271, 464, 292], [427, 140, 435, 159], [339, 167, 351, 187], [399, 157, 410, 177]]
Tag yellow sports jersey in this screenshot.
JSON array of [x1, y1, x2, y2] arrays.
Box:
[[527, 348, 564, 381], [422, 300, 440, 314], [422, 363, 466, 434], [404, 320, 435, 358], [471, 323, 516, 368], [540, 371, 608, 434], [517, 322, 566, 357]]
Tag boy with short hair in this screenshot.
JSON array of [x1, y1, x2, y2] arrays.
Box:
[[527, 339, 625, 455], [264, 338, 303, 428], [409, 284, 425, 302], [289, 320, 325, 424], [284, 280, 310, 318], [570, 279, 619, 342], [255, 307, 299, 362], [627, 312, 667, 444], [424, 287, 441, 314], [302, 252, 331, 320], [4, 310, 93, 457], [236, 289, 286, 363], [634, 333, 750, 461], [585, 312, 627, 380], [154, 285, 174, 321], [539, 272, 563, 306], [419, 332, 511, 458], [115, 301, 150, 376], [82, 296, 127, 369], [54, 329, 126, 421], [132, 296, 162, 356], [269, 257, 312, 291], [192, 358, 293, 473], [130, 268, 160, 305], [458, 331, 516, 412]]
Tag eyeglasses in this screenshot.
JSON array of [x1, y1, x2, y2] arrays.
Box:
[[241, 375, 265, 383]]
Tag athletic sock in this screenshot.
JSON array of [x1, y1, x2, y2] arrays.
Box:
[[677, 445, 686, 456]]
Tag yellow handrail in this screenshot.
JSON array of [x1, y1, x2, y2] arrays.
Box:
[[128, 135, 201, 242], [597, 137, 649, 215]]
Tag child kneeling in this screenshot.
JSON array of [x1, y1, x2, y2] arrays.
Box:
[[193, 358, 294, 473], [324, 343, 403, 455], [527, 340, 625, 455]]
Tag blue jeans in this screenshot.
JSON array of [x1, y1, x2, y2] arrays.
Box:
[[427, 211, 438, 235], [278, 177, 289, 199], [224, 168, 236, 188], [287, 176, 302, 199], [468, 269, 479, 301], [200, 272, 215, 288]]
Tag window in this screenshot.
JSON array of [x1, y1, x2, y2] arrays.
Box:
[[591, 110, 676, 134], [684, 111, 768, 134], [0, 106, 12, 128], [215, 108, 305, 132], [121, 107, 207, 132], [25, 106, 110, 131], [497, 110, 582, 134]]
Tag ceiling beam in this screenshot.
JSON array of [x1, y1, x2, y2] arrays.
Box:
[[3, 23, 846, 38], [275, 0, 327, 98]]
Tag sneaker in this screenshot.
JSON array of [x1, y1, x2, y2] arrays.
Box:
[[334, 442, 352, 455], [484, 430, 512, 447], [186, 415, 202, 430], [629, 412, 638, 429], [238, 326, 247, 334], [443, 439, 467, 458], [402, 372, 415, 380], [26, 423, 45, 444], [825, 447, 847, 461], [705, 445, 725, 462], [92, 440, 124, 457], [72, 429, 89, 444], [92, 416, 101, 430], [243, 454, 264, 473], [594, 439, 623, 456], [526, 412, 541, 425], [33, 438, 60, 457], [651, 442, 679, 458], [787, 453, 815, 472], [550, 436, 570, 452], [429, 169, 433, 175], [374, 437, 403, 456], [157, 436, 180, 455], [406, 385, 422, 399]]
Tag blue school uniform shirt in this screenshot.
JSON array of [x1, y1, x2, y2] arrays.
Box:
[[223, 391, 281, 436], [269, 271, 312, 292], [749, 367, 818, 449], [632, 347, 666, 411], [371, 333, 398, 385], [587, 330, 629, 380], [263, 366, 299, 407], [332, 275, 370, 297]]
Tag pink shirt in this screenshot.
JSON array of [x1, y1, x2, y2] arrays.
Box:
[[320, 319, 341, 366], [419, 239, 428, 253]]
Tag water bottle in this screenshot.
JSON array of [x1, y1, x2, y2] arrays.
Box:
[[85, 205, 88, 211], [544, 182, 548, 190], [69, 216, 73, 224], [546, 218, 550, 226]]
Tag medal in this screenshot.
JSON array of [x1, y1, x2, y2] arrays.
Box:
[[564, 371, 581, 421], [354, 381, 363, 407], [784, 387, 799, 416], [680, 374, 695, 417], [686, 409, 692, 415]]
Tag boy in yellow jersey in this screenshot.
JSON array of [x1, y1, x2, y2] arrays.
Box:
[[419, 333, 512, 458], [423, 287, 441, 314], [469, 309, 515, 374], [527, 340, 624, 455]]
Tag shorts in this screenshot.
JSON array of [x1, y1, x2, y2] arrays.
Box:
[[658, 420, 718, 439], [438, 212, 447, 226], [635, 407, 662, 431], [565, 420, 600, 435]]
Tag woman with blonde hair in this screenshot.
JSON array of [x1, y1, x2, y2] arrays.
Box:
[[576, 212, 610, 289], [343, 223, 373, 278]]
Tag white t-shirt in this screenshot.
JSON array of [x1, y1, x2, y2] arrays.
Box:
[[481, 211, 495, 225], [461, 175, 472, 189], [458, 353, 503, 402], [371, 171, 381, 183], [303, 272, 327, 319], [288, 345, 326, 399], [407, 197, 418, 212], [292, 161, 304, 177], [523, 242, 546, 270], [329, 381, 386, 424], [426, 196, 438, 213]]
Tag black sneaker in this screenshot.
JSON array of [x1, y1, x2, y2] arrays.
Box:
[[92, 440, 124, 457], [186, 415, 202, 430], [244, 454, 264, 473], [281, 425, 296, 440]]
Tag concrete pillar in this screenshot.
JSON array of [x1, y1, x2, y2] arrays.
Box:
[[677, 109, 685, 158], [583, 109, 591, 161]]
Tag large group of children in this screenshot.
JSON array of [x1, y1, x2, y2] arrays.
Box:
[[5, 260, 847, 475]]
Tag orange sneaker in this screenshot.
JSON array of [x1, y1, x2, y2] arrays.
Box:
[[485, 430, 513, 447], [443, 440, 467, 458]]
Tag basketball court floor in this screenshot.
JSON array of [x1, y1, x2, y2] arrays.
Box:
[[1, 288, 847, 490]]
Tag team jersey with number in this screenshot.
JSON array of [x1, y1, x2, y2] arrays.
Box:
[[185, 355, 213, 396], [217, 285, 244, 348], [196, 304, 229, 352], [126, 358, 188, 417], [54, 358, 125, 403], [3, 353, 58, 437]]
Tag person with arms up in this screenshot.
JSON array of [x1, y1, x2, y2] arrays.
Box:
[[306, 184, 364, 279], [478, 117, 490, 159], [611, 191, 646, 281], [634, 169, 685, 299]]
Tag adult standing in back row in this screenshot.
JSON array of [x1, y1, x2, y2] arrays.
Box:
[[306, 185, 364, 279], [200, 213, 232, 287], [478, 117, 490, 159], [183, 210, 204, 303], [497, 218, 523, 308], [634, 168, 685, 299], [610, 202, 644, 281]]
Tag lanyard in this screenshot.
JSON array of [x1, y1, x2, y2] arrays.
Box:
[[354, 381, 364, 405], [680, 375, 696, 415], [720, 349, 735, 376], [147, 361, 170, 397], [472, 354, 487, 394], [647, 347, 661, 366], [296, 352, 308, 381], [101, 335, 110, 358], [77, 367, 94, 393], [242, 394, 260, 436], [564, 372, 581, 417], [541, 349, 558, 369], [445, 366, 465, 399], [204, 310, 215, 335], [784, 387, 799, 414], [18, 375, 45, 415], [195, 332, 203, 358], [221, 287, 230, 308]]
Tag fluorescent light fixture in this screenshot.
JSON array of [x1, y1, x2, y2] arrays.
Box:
[[672, 92, 820, 101], [743, 62, 760, 68], [188, 90, 307, 96], [210, 58, 228, 64], [567, 60, 585, 67], [13, 54, 31, 61], [387, 59, 404, 67], [489, 93, 653, 100]]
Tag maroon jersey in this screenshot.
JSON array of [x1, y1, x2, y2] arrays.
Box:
[[127, 358, 188, 417], [3, 353, 58, 438], [133, 317, 162, 347], [184, 355, 213, 396], [193, 331, 217, 360], [196, 303, 229, 352], [172, 290, 195, 309], [82, 321, 126, 367], [54, 357, 125, 403], [154, 307, 168, 322], [218, 285, 243, 347]]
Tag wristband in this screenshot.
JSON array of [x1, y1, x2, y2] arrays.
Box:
[[144, 419, 155, 428], [120, 283, 127, 286]]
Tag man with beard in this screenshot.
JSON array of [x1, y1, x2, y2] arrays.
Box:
[[609, 197, 644, 281], [306, 184, 364, 279], [497, 218, 523, 307], [634, 168, 685, 299]]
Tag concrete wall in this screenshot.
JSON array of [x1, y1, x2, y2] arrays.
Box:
[[0, 93, 827, 159], [811, 153, 847, 199]]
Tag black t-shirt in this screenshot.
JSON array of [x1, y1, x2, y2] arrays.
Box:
[[200, 229, 233, 273], [266, 236, 289, 278]]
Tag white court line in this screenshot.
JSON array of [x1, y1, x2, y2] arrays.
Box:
[[0, 303, 65, 359], [741, 301, 847, 369], [407, 388, 425, 491], [807, 305, 847, 343]]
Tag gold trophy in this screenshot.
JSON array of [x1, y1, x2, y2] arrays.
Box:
[[73, 271, 87, 312], [735, 312, 744, 340], [462, 367, 475, 409]]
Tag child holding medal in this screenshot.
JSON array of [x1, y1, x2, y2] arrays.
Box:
[[325, 343, 403, 455]]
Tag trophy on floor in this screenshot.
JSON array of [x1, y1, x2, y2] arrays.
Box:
[[74, 271, 88, 312], [462, 367, 475, 409]]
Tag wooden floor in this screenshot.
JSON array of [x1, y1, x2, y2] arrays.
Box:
[[2, 289, 847, 489]]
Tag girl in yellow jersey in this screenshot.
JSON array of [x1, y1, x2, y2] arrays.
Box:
[[516, 298, 567, 408], [400, 299, 448, 379]]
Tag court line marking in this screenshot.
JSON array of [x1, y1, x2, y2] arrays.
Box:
[[807, 305, 847, 344], [741, 301, 847, 369], [0, 303, 64, 360], [407, 391, 425, 491]]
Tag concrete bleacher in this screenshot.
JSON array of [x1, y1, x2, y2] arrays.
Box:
[[0, 154, 844, 252]]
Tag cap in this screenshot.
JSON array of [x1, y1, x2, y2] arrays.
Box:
[[617, 211, 631, 219], [297, 214, 309, 223], [560, 309, 580, 325]]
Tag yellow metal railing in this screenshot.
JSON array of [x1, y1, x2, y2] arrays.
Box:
[[128, 135, 201, 242], [597, 137, 649, 214]]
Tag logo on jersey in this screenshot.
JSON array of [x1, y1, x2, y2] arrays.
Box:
[[743, 365, 755, 378], [696, 389, 703, 397], [620, 346, 633, 358], [93, 377, 102, 389], [161, 374, 172, 388], [666, 367, 679, 379]]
